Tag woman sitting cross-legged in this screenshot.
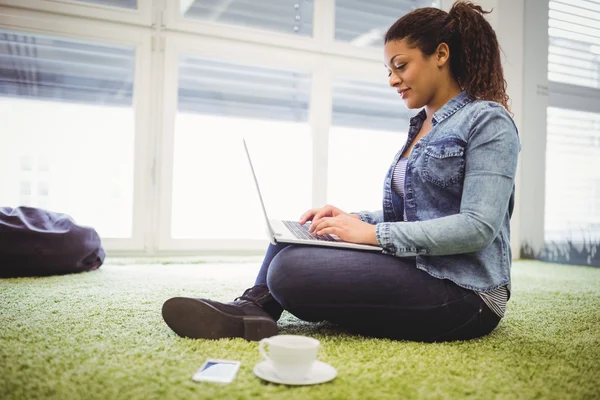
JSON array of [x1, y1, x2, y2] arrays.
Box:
[[161, 1, 520, 343]]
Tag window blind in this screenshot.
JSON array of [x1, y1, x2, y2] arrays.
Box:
[[182, 0, 314, 37], [178, 56, 310, 122], [546, 1, 600, 245], [332, 77, 414, 132], [548, 0, 600, 89], [0, 30, 135, 106], [335, 0, 438, 48], [545, 107, 600, 243]]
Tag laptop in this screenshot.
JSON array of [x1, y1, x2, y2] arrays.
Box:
[[243, 138, 382, 252]]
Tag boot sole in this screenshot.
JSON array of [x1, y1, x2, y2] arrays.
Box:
[[162, 297, 278, 341]]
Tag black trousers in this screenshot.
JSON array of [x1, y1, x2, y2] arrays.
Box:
[[256, 243, 501, 342]]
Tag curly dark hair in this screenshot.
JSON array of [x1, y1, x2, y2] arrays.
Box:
[[384, 1, 510, 112]]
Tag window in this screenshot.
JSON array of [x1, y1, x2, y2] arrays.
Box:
[[335, 0, 439, 48], [0, 30, 136, 238], [548, 0, 600, 88], [181, 0, 314, 37], [545, 0, 600, 246], [328, 78, 413, 213], [544, 107, 600, 243], [171, 56, 312, 240]]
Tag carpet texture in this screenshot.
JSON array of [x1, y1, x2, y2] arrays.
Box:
[[1, 260, 599, 400]]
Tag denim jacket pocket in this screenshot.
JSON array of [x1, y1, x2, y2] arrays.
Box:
[[422, 139, 466, 188]]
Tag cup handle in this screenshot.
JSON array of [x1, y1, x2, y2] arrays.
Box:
[[258, 338, 271, 362]]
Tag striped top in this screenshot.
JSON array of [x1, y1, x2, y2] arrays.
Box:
[[392, 157, 508, 318], [391, 158, 409, 222], [477, 288, 507, 318]]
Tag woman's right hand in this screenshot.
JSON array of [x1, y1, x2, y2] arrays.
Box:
[[298, 204, 360, 231]]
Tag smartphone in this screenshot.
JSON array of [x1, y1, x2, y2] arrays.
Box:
[[192, 359, 241, 383]]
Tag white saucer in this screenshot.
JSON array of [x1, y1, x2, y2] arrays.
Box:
[[253, 360, 337, 386]]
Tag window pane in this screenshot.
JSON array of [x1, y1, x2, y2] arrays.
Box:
[[172, 56, 312, 240], [181, 0, 313, 37], [0, 30, 136, 238], [328, 78, 411, 213], [545, 107, 600, 243], [335, 0, 439, 49], [548, 0, 600, 89], [72, 0, 137, 8]]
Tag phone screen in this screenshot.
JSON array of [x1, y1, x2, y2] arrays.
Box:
[[192, 359, 241, 383]]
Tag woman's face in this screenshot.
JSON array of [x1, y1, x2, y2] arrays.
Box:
[[383, 39, 443, 110]]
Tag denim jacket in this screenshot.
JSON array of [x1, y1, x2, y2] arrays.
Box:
[[355, 91, 520, 293]]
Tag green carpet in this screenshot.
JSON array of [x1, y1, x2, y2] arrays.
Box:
[[1, 260, 599, 400]]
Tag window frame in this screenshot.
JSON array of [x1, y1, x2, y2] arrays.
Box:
[[521, 0, 600, 254], [0, 7, 154, 252], [162, 0, 383, 63], [155, 32, 383, 252], [0, 0, 153, 26]]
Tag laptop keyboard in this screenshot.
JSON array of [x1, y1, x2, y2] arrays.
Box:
[[282, 220, 340, 242]]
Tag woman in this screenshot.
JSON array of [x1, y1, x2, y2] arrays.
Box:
[[162, 1, 520, 343]]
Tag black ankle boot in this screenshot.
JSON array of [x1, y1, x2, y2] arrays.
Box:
[[232, 285, 284, 321], [162, 285, 282, 341]]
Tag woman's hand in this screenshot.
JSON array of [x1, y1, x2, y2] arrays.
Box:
[[299, 204, 358, 226], [309, 214, 378, 245], [299, 205, 378, 245]]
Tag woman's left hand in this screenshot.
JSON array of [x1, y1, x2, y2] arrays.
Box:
[[308, 214, 379, 245]]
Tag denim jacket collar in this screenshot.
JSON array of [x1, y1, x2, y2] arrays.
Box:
[[408, 91, 473, 128], [409, 109, 427, 127], [431, 91, 473, 126]]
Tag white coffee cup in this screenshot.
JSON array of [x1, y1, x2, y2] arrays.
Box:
[[258, 335, 320, 381]]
